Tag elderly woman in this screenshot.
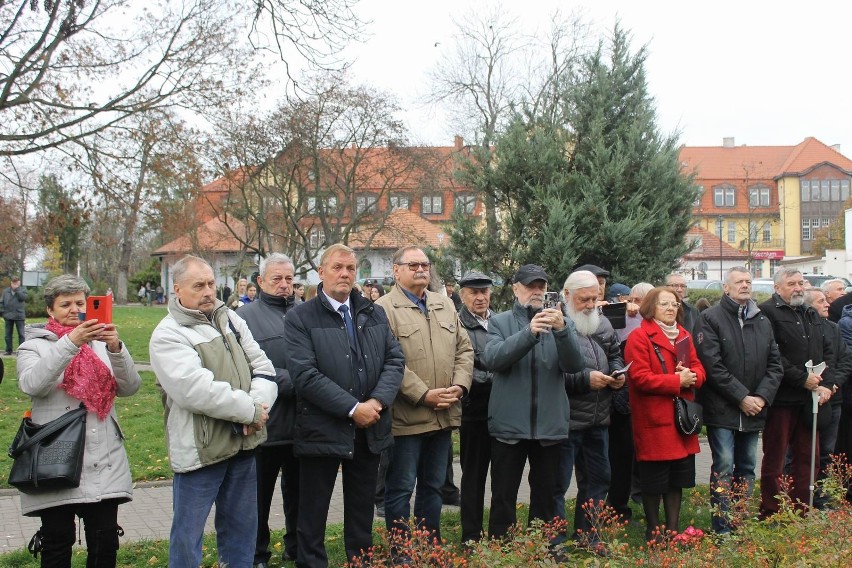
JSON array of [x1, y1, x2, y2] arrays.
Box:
[[17, 275, 141, 567], [623, 286, 705, 541]]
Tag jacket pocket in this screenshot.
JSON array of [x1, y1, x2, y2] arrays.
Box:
[[396, 323, 426, 362]]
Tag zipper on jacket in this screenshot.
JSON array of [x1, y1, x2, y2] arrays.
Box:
[[201, 416, 209, 447], [530, 340, 538, 439]]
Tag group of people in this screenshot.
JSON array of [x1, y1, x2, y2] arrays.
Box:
[[226, 276, 307, 310], [12, 247, 852, 568]]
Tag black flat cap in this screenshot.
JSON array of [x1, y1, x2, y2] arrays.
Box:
[[513, 264, 549, 285], [574, 264, 609, 278], [458, 270, 493, 288]]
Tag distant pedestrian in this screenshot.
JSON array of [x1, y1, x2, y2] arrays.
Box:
[[2, 276, 28, 354]]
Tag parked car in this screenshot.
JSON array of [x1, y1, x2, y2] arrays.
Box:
[[358, 276, 395, 288], [802, 274, 852, 290], [685, 279, 723, 291], [751, 279, 776, 296]]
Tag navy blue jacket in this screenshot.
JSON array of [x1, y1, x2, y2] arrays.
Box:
[[284, 284, 404, 458]]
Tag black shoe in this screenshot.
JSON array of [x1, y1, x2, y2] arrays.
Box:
[[375, 504, 385, 517], [3, 351, 12, 356], [282, 549, 296, 562]]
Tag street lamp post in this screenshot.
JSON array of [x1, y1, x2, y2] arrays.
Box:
[[717, 215, 724, 280]]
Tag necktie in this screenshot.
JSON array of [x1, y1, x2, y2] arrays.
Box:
[[338, 305, 358, 354]]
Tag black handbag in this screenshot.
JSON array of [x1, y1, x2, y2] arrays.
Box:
[[652, 344, 704, 436], [8, 404, 87, 493], [673, 394, 703, 435]]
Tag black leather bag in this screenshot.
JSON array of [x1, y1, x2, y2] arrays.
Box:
[[8, 405, 87, 493], [673, 395, 703, 435]]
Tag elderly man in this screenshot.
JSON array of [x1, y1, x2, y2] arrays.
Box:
[[455, 270, 495, 543], [553, 270, 625, 540], [821, 279, 846, 305], [758, 268, 835, 517], [237, 253, 299, 568], [375, 246, 473, 543], [2, 276, 27, 354], [697, 267, 783, 532], [665, 273, 702, 343], [484, 264, 584, 539], [149, 255, 277, 568], [804, 288, 852, 507], [574, 263, 609, 305], [284, 244, 404, 567]]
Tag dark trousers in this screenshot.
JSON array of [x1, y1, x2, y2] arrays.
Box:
[[255, 443, 299, 564], [4, 318, 24, 352], [760, 405, 818, 516], [488, 438, 560, 539], [607, 411, 635, 518], [835, 404, 852, 500], [38, 499, 121, 568], [297, 433, 379, 568], [459, 420, 491, 542]]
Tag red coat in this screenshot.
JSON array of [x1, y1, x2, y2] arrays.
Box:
[[624, 319, 706, 462]]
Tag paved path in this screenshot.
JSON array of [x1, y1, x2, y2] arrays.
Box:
[[0, 438, 744, 553]]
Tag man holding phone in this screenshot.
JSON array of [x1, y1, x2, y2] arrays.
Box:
[[483, 264, 583, 542], [554, 270, 625, 543]]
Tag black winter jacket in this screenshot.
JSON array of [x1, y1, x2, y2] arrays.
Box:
[[237, 290, 296, 445], [284, 285, 405, 458], [758, 294, 835, 406], [696, 294, 783, 431], [459, 306, 492, 423], [563, 317, 624, 430], [822, 319, 852, 406]]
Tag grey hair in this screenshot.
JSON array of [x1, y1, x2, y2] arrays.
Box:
[[821, 278, 845, 294], [43, 274, 90, 309], [804, 288, 825, 307], [725, 266, 751, 284], [259, 253, 293, 277], [172, 255, 212, 284], [631, 282, 654, 300], [563, 270, 599, 292], [773, 267, 802, 285], [664, 273, 685, 284]]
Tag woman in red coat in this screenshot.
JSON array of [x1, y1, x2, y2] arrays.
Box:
[[624, 286, 706, 541]]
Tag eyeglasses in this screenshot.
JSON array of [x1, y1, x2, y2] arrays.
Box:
[[397, 261, 432, 271], [657, 301, 681, 309], [667, 284, 687, 290]]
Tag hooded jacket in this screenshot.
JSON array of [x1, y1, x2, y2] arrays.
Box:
[[16, 325, 141, 516], [758, 294, 835, 406], [237, 290, 296, 444], [563, 315, 624, 430], [149, 299, 277, 473], [697, 293, 783, 431], [484, 301, 584, 440]]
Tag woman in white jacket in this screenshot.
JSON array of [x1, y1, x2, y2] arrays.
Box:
[[17, 275, 141, 568]]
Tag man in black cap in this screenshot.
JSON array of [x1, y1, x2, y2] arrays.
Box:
[[456, 270, 495, 542], [483, 264, 583, 539]]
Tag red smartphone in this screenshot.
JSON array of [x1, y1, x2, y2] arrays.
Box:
[[85, 295, 113, 324]]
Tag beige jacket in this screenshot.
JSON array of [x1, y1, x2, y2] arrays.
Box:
[[376, 285, 473, 435]]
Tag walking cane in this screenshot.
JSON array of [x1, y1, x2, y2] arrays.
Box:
[[805, 360, 825, 509], [808, 389, 819, 509]]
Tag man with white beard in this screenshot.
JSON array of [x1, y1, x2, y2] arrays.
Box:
[[553, 270, 625, 544]]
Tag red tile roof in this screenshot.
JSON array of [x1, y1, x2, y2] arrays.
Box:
[[152, 216, 250, 256], [348, 209, 446, 250], [683, 226, 749, 260], [679, 137, 852, 180]]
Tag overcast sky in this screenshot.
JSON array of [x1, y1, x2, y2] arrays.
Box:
[[338, 0, 850, 153]]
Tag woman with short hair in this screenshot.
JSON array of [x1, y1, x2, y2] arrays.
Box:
[[17, 274, 141, 567]]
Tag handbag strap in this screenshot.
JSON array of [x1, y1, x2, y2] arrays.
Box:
[[653, 344, 696, 397], [8, 404, 87, 458]]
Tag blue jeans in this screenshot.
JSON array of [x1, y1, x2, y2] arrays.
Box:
[[707, 426, 759, 533], [553, 426, 611, 536], [384, 429, 452, 541], [169, 451, 258, 568]]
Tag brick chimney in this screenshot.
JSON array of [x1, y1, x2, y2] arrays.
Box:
[[723, 137, 735, 148], [454, 135, 464, 150]]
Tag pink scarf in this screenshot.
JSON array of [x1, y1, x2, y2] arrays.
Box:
[[46, 318, 117, 420]]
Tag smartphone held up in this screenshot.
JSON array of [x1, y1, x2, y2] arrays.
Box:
[[78, 295, 113, 324]]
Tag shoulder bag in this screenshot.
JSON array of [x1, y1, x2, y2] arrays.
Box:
[[652, 344, 703, 436], [7, 404, 87, 493]]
